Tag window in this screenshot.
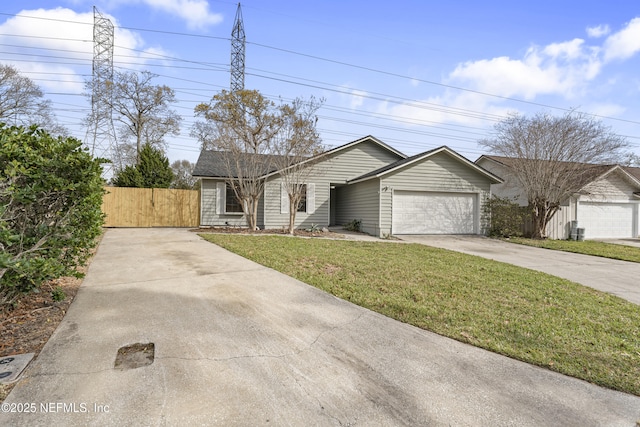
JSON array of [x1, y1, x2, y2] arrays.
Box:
[[297, 184, 307, 212], [281, 183, 315, 215], [225, 182, 243, 213]]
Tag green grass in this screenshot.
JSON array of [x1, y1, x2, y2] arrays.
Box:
[[508, 238, 640, 263], [201, 234, 640, 396]]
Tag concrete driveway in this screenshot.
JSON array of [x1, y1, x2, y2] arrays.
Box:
[[2, 229, 639, 426], [399, 235, 640, 305]]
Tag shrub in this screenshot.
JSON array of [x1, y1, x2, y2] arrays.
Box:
[[343, 219, 362, 232], [483, 195, 530, 238], [0, 125, 105, 309], [51, 286, 66, 302]]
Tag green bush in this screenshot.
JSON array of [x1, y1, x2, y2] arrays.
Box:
[[484, 195, 530, 238], [51, 286, 66, 302], [343, 219, 362, 232], [0, 124, 105, 309], [113, 143, 173, 188]]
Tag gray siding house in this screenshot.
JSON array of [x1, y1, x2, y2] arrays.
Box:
[[193, 135, 502, 237], [476, 155, 640, 239]]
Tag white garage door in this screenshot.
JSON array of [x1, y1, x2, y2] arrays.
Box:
[[393, 191, 476, 234], [578, 202, 635, 239]]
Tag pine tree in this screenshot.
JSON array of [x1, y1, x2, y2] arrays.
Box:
[[113, 144, 173, 188]]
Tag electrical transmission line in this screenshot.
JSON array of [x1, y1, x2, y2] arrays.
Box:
[[230, 3, 245, 92], [85, 6, 120, 176]]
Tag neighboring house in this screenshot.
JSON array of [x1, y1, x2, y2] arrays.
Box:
[[193, 135, 502, 237], [476, 155, 640, 239]]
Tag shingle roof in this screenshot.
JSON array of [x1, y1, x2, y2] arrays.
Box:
[[624, 166, 640, 181], [192, 151, 286, 178], [193, 135, 406, 179], [478, 155, 640, 190]]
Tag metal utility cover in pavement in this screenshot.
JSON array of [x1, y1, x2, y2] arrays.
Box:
[[0, 353, 35, 384]]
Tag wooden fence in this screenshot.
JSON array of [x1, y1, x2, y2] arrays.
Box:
[[102, 187, 200, 227]]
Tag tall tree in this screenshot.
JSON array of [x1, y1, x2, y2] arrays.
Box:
[[272, 96, 325, 234], [0, 64, 67, 136], [193, 89, 284, 230], [170, 159, 198, 190], [112, 143, 174, 188], [106, 70, 181, 164], [480, 111, 627, 238]]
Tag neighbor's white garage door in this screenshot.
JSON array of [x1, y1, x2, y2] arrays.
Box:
[[393, 191, 476, 234], [578, 202, 635, 239]]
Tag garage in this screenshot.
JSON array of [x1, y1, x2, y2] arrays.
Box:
[[578, 202, 636, 239], [393, 191, 477, 234]]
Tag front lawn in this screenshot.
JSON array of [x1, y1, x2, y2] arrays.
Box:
[[201, 234, 640, 396], [508, 238, 640, 263]]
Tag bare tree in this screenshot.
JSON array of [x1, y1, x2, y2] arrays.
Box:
[[622, 152, 640, 167], [194, 89, 283, 230], [480, 111, 627, 238], [0, 64, 67, 135], [170, 159, 198, 189], [108, 70, 181, 164], [272, 96, 325, 234]]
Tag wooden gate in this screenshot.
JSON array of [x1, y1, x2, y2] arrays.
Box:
[[102, 187, 200, 227]]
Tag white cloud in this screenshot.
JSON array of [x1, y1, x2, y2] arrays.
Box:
[[377, 91, 514, 130], [109, 0, 223, 30], [348, 89, 368, 109], [0, 8, 170, 92], [603, 17, 640, 62], [542, 38, 587, 60], [447, 37, 603, 101], [336, 85, 368, 110], [582, 102, 626, 117], [0, 8, 94, 93], [372, 18, 640, 133], [586, 24, 610, 38]]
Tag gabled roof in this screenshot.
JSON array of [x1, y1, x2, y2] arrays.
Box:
[[193, 135, 406, 179], [260, 135, 407, 179], [324, 135, 407, 159], [590, 164, 640, 190], [349, 146, 503, 184], [624, 166, 640, 182], [476, 155, 640, 191], [192, 151, 286, 178]]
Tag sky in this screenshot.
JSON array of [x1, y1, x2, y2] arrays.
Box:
[[1, 0, 640, 165]]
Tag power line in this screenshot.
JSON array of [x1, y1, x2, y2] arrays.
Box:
[[4, 10, 639, 127], [2, 9, 639, 159]]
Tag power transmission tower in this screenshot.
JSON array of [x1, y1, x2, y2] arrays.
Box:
[[230, 3, 245, 92], [86, 6, 120, 177]]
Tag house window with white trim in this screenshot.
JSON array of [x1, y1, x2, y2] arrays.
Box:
[[281, 182, 315, 215], [225, 183, 243, 213], [297, 184, 307, 213]]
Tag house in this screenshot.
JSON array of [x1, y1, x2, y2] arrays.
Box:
[[476, 155, 640, 239], [193, 135, 502, 237]]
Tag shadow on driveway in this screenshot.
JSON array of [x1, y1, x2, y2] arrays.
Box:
[[1, 229, 639, 426]]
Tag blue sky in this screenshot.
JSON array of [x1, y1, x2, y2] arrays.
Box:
[[1, 0, 639, 164]]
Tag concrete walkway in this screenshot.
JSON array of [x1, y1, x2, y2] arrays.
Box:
[[2, 228, 639, 426], [399, 235, 640, 305]]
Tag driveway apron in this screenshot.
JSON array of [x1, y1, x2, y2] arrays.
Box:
[[399, 235, 640, 305], [2, 228, 639, 426]]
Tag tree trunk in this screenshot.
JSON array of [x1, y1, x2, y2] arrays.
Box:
[[250, 196, 259, 231], [288, 196, 297, 235], [530, 200, 555, 239]]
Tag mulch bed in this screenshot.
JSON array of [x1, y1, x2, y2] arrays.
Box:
[[192, 226, 346, 239], [0, 275, 83, 401]]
